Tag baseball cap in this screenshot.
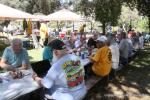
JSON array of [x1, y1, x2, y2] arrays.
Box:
[[97, 36, 107, 42], [50, 39, 66, 50]]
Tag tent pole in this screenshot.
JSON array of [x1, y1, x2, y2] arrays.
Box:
[[57, 21, 59, 31], [73, 21, 74, 32], [91, 21, 92, 33]]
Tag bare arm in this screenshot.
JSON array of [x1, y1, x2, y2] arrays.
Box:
[[0, 58, 29, 71], [74, 40, 86, 52], [77, 40, 86, 49], [18, 49, 30, 70], [0, 58, 15, 71], [32, 74, 42, 86], [18, 63, 29, 70]]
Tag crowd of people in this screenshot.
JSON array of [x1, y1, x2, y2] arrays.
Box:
[[0, 22, 146, 100]]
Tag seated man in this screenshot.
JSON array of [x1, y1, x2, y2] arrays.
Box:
[[119, 32, 129, 66], [127, 37, 134, 58], [85, 36, 112, 77], [108, 34, 120, 70], [33, 39, 87, 100], [0, 38, 30, 71], [107, 34, 120, 79]]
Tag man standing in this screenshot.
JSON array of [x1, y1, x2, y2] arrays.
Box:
[[0, 38, 30, 71], [40, 22, 48, 47], [33, 39, 87, 100]]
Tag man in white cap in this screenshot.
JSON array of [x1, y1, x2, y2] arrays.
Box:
[[87, 36, 112, 77]]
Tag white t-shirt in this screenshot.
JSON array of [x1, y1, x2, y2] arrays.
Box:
[[109, 43, 120, 69], [74, 39, 82, 48], [139, 36, 144, 49], [41, 54, 87, 100], [119, 39, 129, 59], [63, 39, 73, 52]]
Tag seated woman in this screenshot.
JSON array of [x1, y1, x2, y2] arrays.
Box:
[[63, 37, 74, 53], [87, 33, 98, 55], [0, 38, 30, 71], [43, 42, 53, 62], [87, 33, 98, 48], [74, 34, 86, 52]]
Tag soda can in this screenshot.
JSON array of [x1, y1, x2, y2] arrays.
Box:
[[81, 52, 85, 59]]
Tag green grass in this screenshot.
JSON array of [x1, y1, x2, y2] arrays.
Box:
[[0, 43, 43, 63], [28, 48, 43, 63]]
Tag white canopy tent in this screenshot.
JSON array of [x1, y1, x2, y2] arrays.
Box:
[[0, 3, 34, 20], [47, 9, 84, 31], [47, 9, 82, 21], [32, 13, 49, 21]]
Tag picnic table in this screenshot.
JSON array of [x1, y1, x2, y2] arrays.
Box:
[[0, 58, 93, 100], [81, 59, 102, 90], [0, 69, 39, 100]]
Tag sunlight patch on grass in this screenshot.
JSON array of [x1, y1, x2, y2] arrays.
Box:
[[147, 88, 150, 93], [108, 83, 119, 91], [28, 48, 43, 62], [131, 82, 139, 86]]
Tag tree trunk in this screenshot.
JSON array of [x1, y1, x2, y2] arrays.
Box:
[[148, 16, 150, 34], [102, 22, 106, 34], [40, 0, 48, 15]]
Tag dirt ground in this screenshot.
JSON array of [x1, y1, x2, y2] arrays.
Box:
[[84, 46, 150, 100]]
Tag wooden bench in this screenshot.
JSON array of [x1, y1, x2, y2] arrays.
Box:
[[85, 76, 102, 90], [44, 76, 102, 100], [85, 49, 139, 91]]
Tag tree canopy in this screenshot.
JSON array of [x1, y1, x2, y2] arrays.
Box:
[[79, 0, 122, 33], [136, 0, 150, 32], [121, 0, 150, 32], [0, 0, 149, 33], [0, 0, 61, 14], [95, 0, 122, 33]]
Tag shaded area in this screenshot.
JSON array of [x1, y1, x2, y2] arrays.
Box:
[[14, 88, 44, 100], [84, 47, 150, 100], [0, 43, 9, 56]]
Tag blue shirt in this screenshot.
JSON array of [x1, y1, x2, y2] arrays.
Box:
[[2, 46, 29, 68], [43, 46, 53, 62]]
